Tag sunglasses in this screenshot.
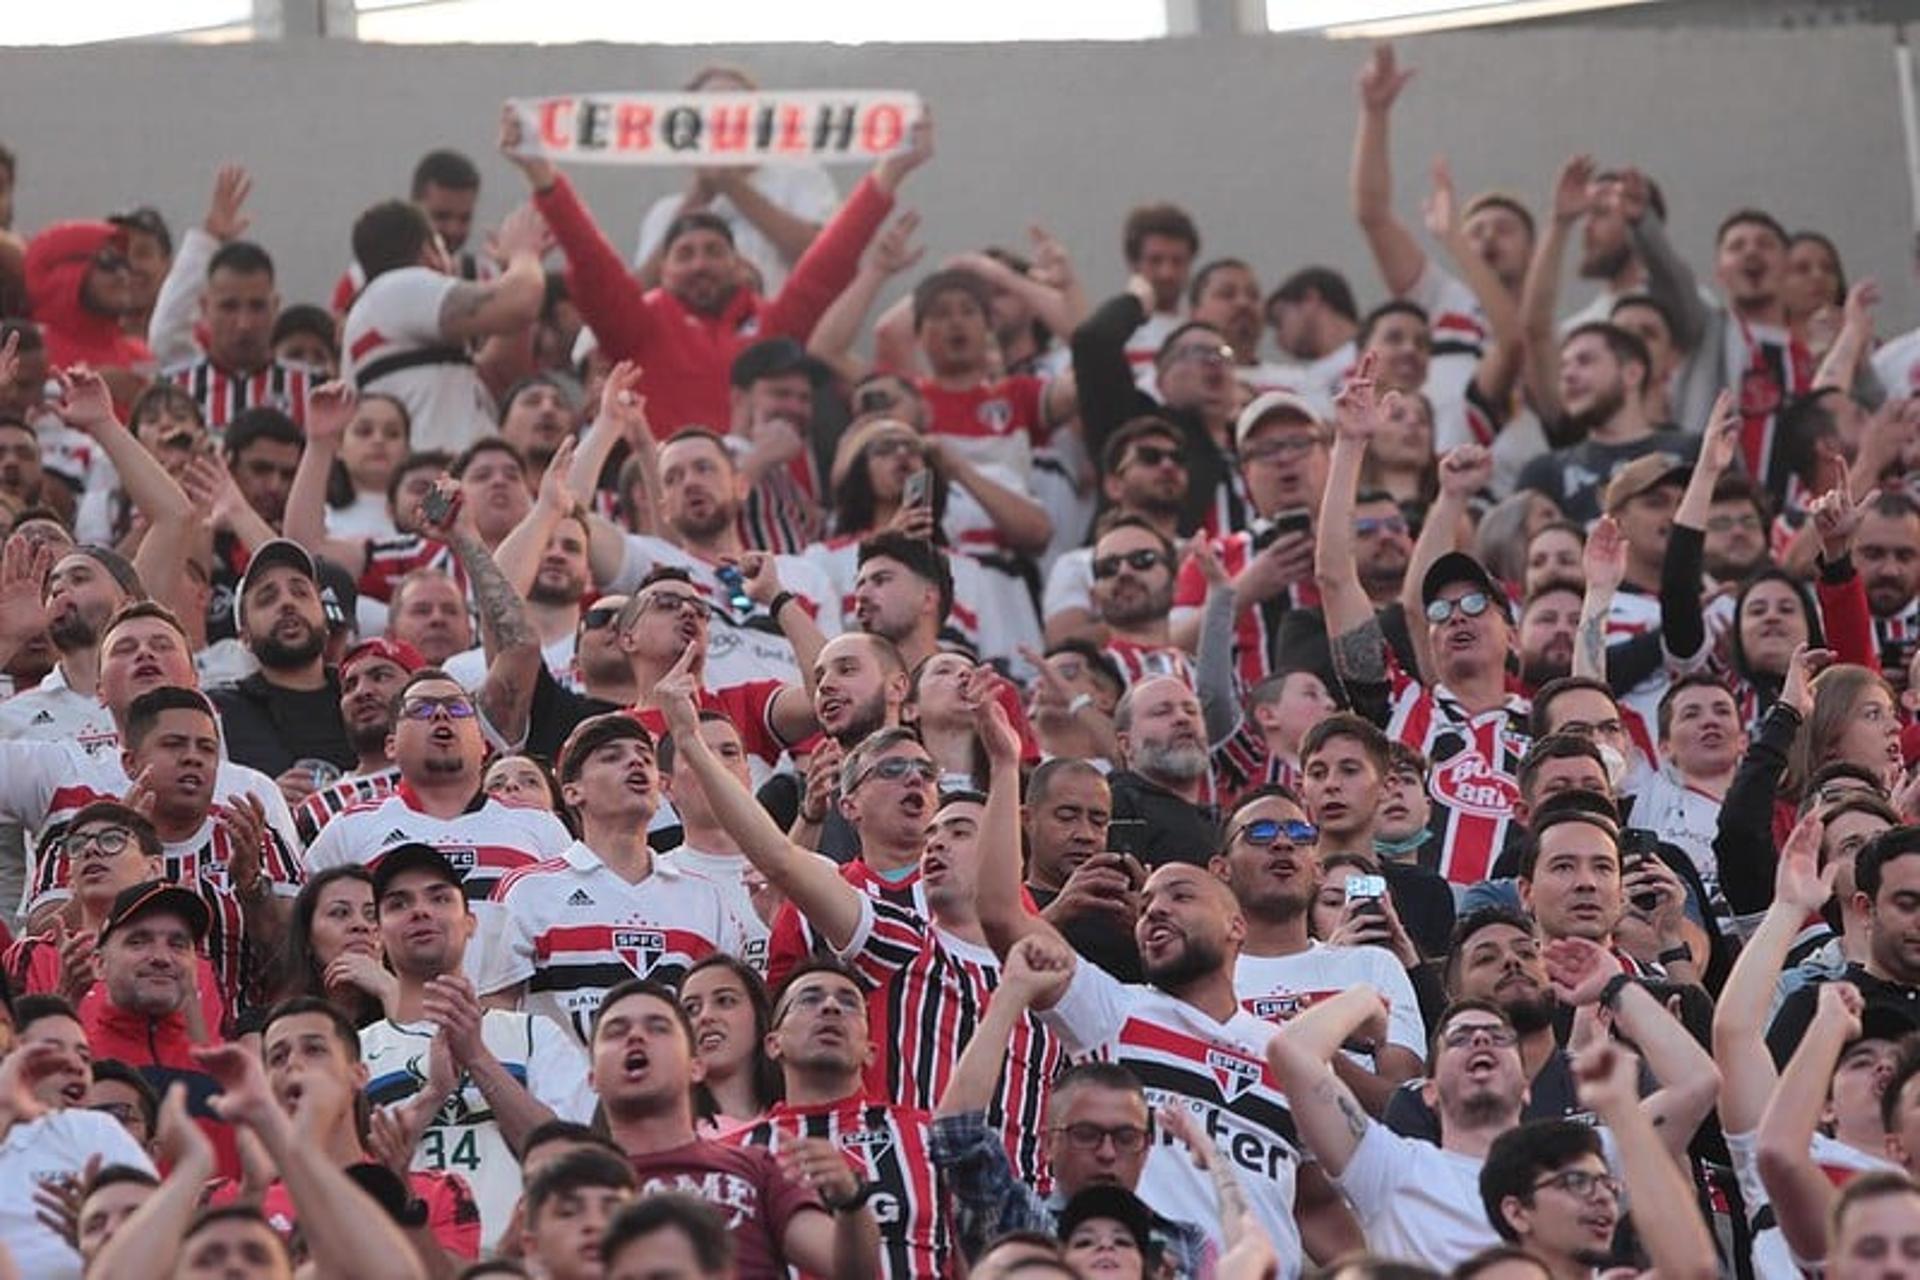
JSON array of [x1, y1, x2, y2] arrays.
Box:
[[93, 251, 131, 272], [400, 695, 477, 721], [1228, 818, 1319, 850], [1440, 1021, 1519, 1049], [854, 387, 901, 415], [1126, 444, 1186, 470], [1168, 343, 1234, 368], [1092, 549, 1167, 580], [1355, 515, 1409, 538], [849, 755, 939, 790], [581, 605, 623, 632], [1425, 591, 1495, 625]]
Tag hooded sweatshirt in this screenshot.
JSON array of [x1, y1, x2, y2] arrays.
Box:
[[24, 221, 154, 373]]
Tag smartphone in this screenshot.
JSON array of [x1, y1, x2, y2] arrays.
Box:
[[715, 563, 754, 615], [1344, 874, 1388, 916], [903, 469, 931, 510], [1621, 830, 1661, 913], [1273, 507, 1313, 539], [1106, 818, 1149, 858], [420, 487, 458, 528]]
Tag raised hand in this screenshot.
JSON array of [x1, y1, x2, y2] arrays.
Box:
[[1333, 351, 1384, 443], [1843, 278, 1882, 334], [1551, 154, 1595, 227], [1437, 443, 1493, 498], [1774, 808, 1837, 914], [1000, 931, 1077, 1006], [1572, 1040, 1641, 1116], [536, 436, 581, 518], [1186, 531, 1229, 590], [192, 1041, 278, 1130], [1809, 465, 1876, 563], [873, 110, 934, 194], [654, 642, 703, 736], [498, 102, 558, 190], [1357, 42, 1415, 112], [597, 360, 652, 449], [1779, 642, 1834, 717], [155, 1081, 216, 1173], [420, 973, 487, 1068], [51, 366, 116, 434], [1027, 224, 1077, 291], [0, 534, 54, 652], [1697, 389, 1740, 476], [1583, 515, 1628, 596], [51, 919, 99, 1005], [1544, 936, 1616, 1007], [323, 950, 398, 1012], [868, 210, 925, 277], [1421, 156, 1458, 240], [491, 203, 552, 265], [204, 165, 254, 242], [797, 740, 844, 826], [736, 551, 784, 606], [216, 793, 270, 899], [1814, 979, 1865, 1043], [964, 666, 1022, 770], [776, 1136, 862, 1207], [416, 476, 470, 544], [305, 381, 357, 449], [31, 1151, 98, 1251], [1611, 167, 1651, 224]]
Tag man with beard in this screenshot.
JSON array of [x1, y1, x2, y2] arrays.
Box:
[[1267, 266, 1360, 402], [1851, 493, 1920, 688], [1188, 259, 1296, 395], [305, 670, 572, 984], [730, 338, 828, 554], [208, 538, 355, 787], [1042, 417, 1189, 647], [1107, 675, 1217, 870], [1517, 579, 1581, 692], [496, 374, 575, 494], [1214, 786, 1425, 1116], [668, 670, 1061, 1188], [1517, 325, 1695, 524], [1020, 758, 1140, 981], [1703, 471, 1771, 585], [361, 844, 594, 1250], [485, 713, 749, 1043], [800, 630, 909, 862], [1089, 519, 1190, 689], [293, 637, 420, 844]]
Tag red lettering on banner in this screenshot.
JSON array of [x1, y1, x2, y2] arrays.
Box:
[[709, 105, 750, 152], [615, 103, 653, 151], [861, 104, 905, 154], [778, 105, 806, 151], [1430, 754, 1518, 818], [537, 99, 575, 149]]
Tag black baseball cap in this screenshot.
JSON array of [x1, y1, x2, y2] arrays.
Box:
[[234, 538, 319, 630], [1057, 1186, 1155, 1256], [729, 337, 829, 389], [101, 880, 209, 943], [370, 842, 461, 900], [1420, 551, 1511, 620]]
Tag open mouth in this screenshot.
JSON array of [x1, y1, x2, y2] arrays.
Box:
[[622, 1049, 650, 1080], [696, 1029, 726, 1053], [899, 792, 927, 819], [624, 770, 653, 794], [1465, 1050, 1500, 1078], [60, 1078, 87, 1105], [818, 696, 847, 723]]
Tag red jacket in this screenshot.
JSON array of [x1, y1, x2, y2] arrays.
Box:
[[83, 996, 240, 1180], [535, 173, 892, 434], [23, 221, 154, 373]]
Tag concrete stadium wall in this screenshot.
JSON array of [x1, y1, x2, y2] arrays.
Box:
[[1, 28, 1913, 344]]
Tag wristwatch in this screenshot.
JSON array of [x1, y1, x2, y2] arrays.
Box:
[[1599, 972, 1639, 1011], [822, 1181, 876, 1214], [1657, 944, 1692, 968], [767, 590, 798, 617]]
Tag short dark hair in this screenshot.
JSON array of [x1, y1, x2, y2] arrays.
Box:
[[1529, 677, 1617, 740], [450, 436, 525, 481], [14, 993, 79, 1036], [1480, 1118, 1605, 1241], [1656, 672, 1738, 740], [522, 1119, 619, 1163], [65, 801, 162, 861], [1042, 639, 1124, 701], [207, 240, 275, 282], [770, 957, 867, 1026], [1856, 827, 1920, 901], [1463, 192, 1536, 240], [556, 712, 653, 788], [1223, 782, 1308, 831], [1443, 906, 1539, 995], [123, 686, 217, 752], [1518, 787, 1621, 879], [1358, 299, 1430, 349], [1609, 290, 1678, 340], [100, 600, 190, 654], [523, 1146, 635, 1222], [85, 1162, 161, 1197], [1027, 757, 1109, 809], [1879, 1035, 1920, 1135], [661, 210, 735, 254], [600, 1193, 733, 1274], [1093, 515, 1175, 566], [261, 996, 364, 1063], [1187, 257, 1252, 309], [89, 1060, 160, 1132], [1122, 203, 1199, 263], [411, 149, 481, 196], [353, 200, 436, 280], [857, 531, 953, 625], [1867, 490, 1920, 523], [1052, 1061, 1146, 1104], [388, 449, 449, 508], [1270, 266, 1358, 324], [1154, 320, 1226, 369], [183, 1204, 286, 1257], [271, 304, 337, 359], [1716, 207, 1790, 249], [224, 406, 302, 460], [1454, 1245, 1555, 1280], [1100, 415, 1184, 475], [654, 709, 736, 777], [1430, 996, 1515, 1062], [1561, 321, 1650, 380], [592, 978, 695, 1048], [911, 269, 992, 330], [1300, 713, 1391, 777]]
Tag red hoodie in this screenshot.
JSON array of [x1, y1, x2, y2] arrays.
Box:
[[82, 996, 240, 1180], [24, 221, 154, 373]]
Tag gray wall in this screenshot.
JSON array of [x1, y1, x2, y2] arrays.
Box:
[[3, 28, 1915, 343]]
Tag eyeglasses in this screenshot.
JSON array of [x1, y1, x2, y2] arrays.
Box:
[[1425, 592, 1495, 625], [580, 605, 623, 632], [640, 591, 706, 617], [1126, 445, 1186, 470], [848, 754, 939, 790], [778, 986, 866, 1019], [1168, 343, 1234, 368], [854, 388, 902, 415], [1355, 515, 1409, 538], [1532, 1169, 1622, 1201], [1440, 1021, 1519, 1050], [400, 695, 477, 721], [63, 827, 136, 860], [1228, 818, 1319, 851], [1092, 549, 1168, 580], [1052, 1122, 1152, 1153], [1706, 513, 1762, 534]]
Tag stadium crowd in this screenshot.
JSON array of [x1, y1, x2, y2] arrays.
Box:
[[0, 38, 1912, 1280]]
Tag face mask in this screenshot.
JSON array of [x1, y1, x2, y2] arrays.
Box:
[[1597, 742, 1629, 792], [1374, 831, 1427, 861]]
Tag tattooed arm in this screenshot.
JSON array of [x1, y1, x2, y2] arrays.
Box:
[[1263, 985, 1388, 1176], [436, 206, 546, 344], [441, 519, 542, 745]]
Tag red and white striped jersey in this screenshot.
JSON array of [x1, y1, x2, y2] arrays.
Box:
[[728, 1098, 949, 1280], [1876, 597, 1920, 686], [293, 766, 402, 846], [357, 534, 462, 605], [305, 784, 572, 901], [1101, 637, 1196, 692], [1724, 318, 1814, 494], [728, 434, 824, 556], [485, 840, 753, 1042], [1385, 672, 1531, 886], [1039, 960, 1306, 1272], [162, 358, 313, 434], [136, 814, 301, 1017], [1405, 262, 1492, 454], [1172, 530, 1321, 688], [1210, 720, 1300, 814]]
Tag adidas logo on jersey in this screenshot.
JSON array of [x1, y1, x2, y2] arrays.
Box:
[[382, 829, 411, 844], [29, 711, 52, 725], [566, 889, 594, 907]]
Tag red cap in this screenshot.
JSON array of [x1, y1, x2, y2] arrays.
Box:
[[341, 637, 425, 678]]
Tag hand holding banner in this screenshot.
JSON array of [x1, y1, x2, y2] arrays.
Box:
[[503, 90, 924, 168]]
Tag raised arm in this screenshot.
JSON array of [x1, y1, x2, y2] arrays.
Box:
[[561, 363, 655, 581], [1575, 517, 1626, 681], [285, 382, 379, 576], [658, 654, 864, 949], [88, 1084, 215, 1280], [1620, 172, 1709, 355], [738, 551, 826, 743], [926, 438, 1053, 554], [1756, 981, 1864, 1264], [148, 165, 250, 366], [1519, 155, 1593, 422], [1069, 283, 1158, 462], [1575, 1042, 1719, 1280], [52, 366, 194, 591], [707, 169, 826, 271], [1424, 157, 1524, 410], [438, 204, 546, 345], [1814, 280, 1879, 393], [936, 934, 1061, 1118], [1713, 812, 1835, 1134], [1349, 44, 1426, 297], [1398, 444, 1492, 684], [424, 476, 542, 741], [1263, 985, 1387, 1177], [968, 671, 1048, 957], [1317, 356, 1388, 648], [1190, 534, 1242, 747], [804, 211, 922, 383]]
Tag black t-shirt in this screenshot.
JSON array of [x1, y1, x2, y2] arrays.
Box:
[[1515, 429, 1699, 524], [208, 671, 353, 778], [1767, 964, 1920, 1067], [525, 664, 618, 763], [1107, 770, 1221, 868], [1028, 883, 1143, 983], [1380, 858, 1457, 961]]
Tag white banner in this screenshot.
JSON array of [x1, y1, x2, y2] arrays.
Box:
[[504, 90, 923, 167]]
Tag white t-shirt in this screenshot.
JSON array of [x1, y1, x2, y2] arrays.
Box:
[[1337, 1122, 1502, 1269], [0, 1109, 154, 1280], [363, 1011, 593, 1250], [1874, 326, 1920, 399], [1404, 260, 1489, 453], [325, 491, 399, 540], [443, 632, 582, 695], [1039, 960, 1305, 1274], [1233, 942, 1427, 1065], [633, 165, 840, 295], [1042, 548, 1095, 624], [1725, 1127, 1897, 1280], [1631, 769, 1726, 911], [658, 842, 772, 970], [343, 266, 496, 454], [0, 673, 118, 758]]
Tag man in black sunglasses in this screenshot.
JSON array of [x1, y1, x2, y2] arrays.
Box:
[[1041, 418, 1188, 648], [1089, 519, 1189, 691]]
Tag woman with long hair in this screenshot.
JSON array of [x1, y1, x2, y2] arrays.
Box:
[[277, 865, 394, 1028], [1784, 663, 1903, 799], [680, 954, 780, 1138], [1358, 388, 1439, 511], [325, 392, 412, 538]]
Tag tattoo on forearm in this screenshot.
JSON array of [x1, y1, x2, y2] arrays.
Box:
[[1333, 1088, 1370, 1142], [1579, 612, 1607, 678], [1330, 621, 1388, 686], [438, 282, 491, 329], [453, 532, 536, 653]]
